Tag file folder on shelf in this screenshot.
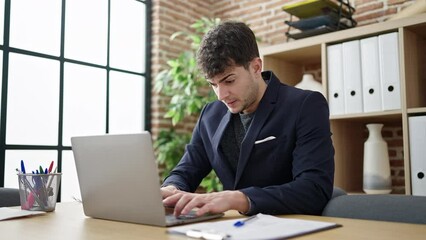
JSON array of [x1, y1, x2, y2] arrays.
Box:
[[327, 44, 345, 115], [282, 0, 356, 40], [282, 0, 351, 19], [378, 32, 401, 111], [284, 12, 340, 31], [409, 116, 426, 196], [342, 40, 363, 114], [360, 36, 382, 113], [286, 26, 336, 40]]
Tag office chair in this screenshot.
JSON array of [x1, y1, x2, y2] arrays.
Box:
[[331, 186, 347, 199], [0, 188, 21, 207], [322, 194, 426, 224]]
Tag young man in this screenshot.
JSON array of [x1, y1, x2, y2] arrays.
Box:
[[161, 21, 334, 217]]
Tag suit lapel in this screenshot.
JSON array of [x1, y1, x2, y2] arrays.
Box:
[[234, 72, 280, 188], [211, 111, 237, 188], [212, 111, 231, 153]]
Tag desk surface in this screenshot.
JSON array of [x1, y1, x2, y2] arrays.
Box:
[[1, 202, 425, 240]]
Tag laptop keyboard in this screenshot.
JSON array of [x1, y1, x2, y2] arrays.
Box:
[[164, 207, 224, 226], [166, 210, 197, 220], [176, 212, 198, 219], [166, 212, 198, 225]]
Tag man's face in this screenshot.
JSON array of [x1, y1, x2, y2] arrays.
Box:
[[207, 58, 264, 114]]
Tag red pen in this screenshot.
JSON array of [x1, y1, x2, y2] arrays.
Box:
[[48, 161, 54, 173], [23, 192, 35, 210]]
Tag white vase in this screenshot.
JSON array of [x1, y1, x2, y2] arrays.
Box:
[[363, 123, 392, 194], [294, 73, 325, 97]]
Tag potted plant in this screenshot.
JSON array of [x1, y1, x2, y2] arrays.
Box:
[[154, 17, 223, 192]]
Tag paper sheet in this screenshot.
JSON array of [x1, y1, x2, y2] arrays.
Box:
[[0, 207, 45, 221], [168, 213, 340, 240]]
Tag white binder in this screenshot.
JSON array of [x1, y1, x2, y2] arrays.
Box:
[[327, 44, 345, 115], [342, 40, 363, 114], [378, 32, 401, 111], [360, 36, 382, 113], [409, 116, 426, 196]]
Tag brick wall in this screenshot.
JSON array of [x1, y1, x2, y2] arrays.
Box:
[[354, 0, 417, 25], [383, 125, 405, 194], [151, 0, 214, 137], [151, 0, 417, 193]]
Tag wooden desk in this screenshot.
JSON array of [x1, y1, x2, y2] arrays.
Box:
[[1, 202, 425, 240]]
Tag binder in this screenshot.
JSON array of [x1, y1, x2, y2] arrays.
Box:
[[378, 32, 401, 110], [342, 40, 363, 114], [409, 116, 426, 196], [360, 36, 382, 112], [327, 44, 345, 115]]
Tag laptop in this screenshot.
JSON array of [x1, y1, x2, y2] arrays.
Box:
[[71, 132, 223, 227]]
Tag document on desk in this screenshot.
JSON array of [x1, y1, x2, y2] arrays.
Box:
[[168, 213, 341, 240], [0, 207, 45, 221]]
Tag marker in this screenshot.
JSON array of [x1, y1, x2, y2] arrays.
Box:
[[20, 160, 26, 174], [48, 161, 54, 173], [233, 215, 257, 227]]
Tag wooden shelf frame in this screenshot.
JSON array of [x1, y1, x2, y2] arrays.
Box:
[[261, 13, 426, 194]]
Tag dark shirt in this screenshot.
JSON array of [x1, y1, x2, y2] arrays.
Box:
[[220, 112, 254, 174]]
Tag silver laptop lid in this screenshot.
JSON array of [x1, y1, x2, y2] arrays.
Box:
[[71, 132, 167, 226]]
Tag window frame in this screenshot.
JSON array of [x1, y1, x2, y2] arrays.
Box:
[[0, 0, 152, 199]]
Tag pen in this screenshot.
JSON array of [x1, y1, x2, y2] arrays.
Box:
[[18, 173, 45, 209], [47, 167, 58, 189], [17, 163, 44, 210], [233, 215, 257, 227], [21, 160, 26, 174], [48, 161, 54, 173]]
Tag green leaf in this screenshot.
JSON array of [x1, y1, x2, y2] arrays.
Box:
[[164, 109, 175, 118], [190, 21, 203, 29], [170, 31, 185, 40], [172, 113, 181, 126]]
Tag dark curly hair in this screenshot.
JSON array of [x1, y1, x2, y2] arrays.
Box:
[[197, 21, 259, 79]]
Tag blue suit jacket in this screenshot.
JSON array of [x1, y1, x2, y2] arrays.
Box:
[[163, 71, 334, 215]]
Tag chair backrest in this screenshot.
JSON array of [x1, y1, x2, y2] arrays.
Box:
[[0, 188, 20, 207], [322, 194, 426, 224], [331, 186, 347, 199]]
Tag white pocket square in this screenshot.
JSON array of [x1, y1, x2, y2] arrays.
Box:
[[255, 136, 276, 144]]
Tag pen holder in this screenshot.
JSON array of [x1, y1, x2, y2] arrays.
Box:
[[17, 173, 61, 212]]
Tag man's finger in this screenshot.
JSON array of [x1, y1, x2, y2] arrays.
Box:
[[180, 196, 206, 215], [173, 193, 195, 216], [162, 192, 182, 206]]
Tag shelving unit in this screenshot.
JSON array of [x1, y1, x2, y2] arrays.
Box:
[[260, 13, 426, 194]]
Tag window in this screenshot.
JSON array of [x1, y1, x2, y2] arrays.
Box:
[[0, 0, 151, 202]]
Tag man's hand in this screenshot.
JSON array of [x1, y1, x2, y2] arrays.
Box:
[[160, 185, 179, 199], [162, 190, 250, 217]]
